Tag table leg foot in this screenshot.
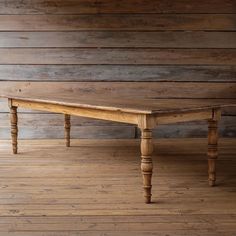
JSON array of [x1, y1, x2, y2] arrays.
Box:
[[208, 179, 215, 187], [141, 129, 153, 204]]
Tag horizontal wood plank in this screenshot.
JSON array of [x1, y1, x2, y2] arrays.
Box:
[[1, 219, 236, 231], [0, 0, 235, 14], [153, 116, 236, 138], [0, 115, 235, 138], [0, 32, 236, 48], [0, 48, 235, 65], [0, 65, 236, 82], [0, 14, 236, 31], [1, 232, 235, 236], [0, 214, 233, 224], [1, 82, 236, 99], [0, 112, 235, 127], [0, 125, 135, 139], [0, 113, 126, 126]]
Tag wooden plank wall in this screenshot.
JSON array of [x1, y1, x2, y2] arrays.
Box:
[[0, 0, 235, 139]]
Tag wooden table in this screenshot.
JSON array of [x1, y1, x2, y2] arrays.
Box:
[[2, 93, 236, 203]]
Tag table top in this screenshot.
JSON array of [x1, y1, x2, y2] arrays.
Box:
[[2, 93, 236, 114]]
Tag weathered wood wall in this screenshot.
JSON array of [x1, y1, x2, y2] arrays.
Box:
[[0, 0, 235, 139]]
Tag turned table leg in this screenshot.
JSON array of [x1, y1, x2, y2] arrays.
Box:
[[208, 119, 218, 186], [64, 114, 71, 147], [10, 106, 18, 154], [140, 129, 153, 203]]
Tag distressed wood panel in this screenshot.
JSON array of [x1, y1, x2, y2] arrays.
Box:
[[0, 48, 235, 65], [0, 113, 124, 126], [1, 82, 236, 99], [0, 116, 235, 138], [1, 32, 236, 48], [0, 231, 234, 236], [0, 112, 235, 127], [0, 14, 236, 31], [152, 116, 236, 138], [0, 0, 235, 139], [0, 65, 235, 82], [0, 0, 235, 14], [0, 126, 135, 139]]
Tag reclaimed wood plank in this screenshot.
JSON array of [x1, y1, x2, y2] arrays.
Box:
[[0, 116, 235, 138], [0, 214, 235, 224], [0, 125, 135, 139], [0, 48, 235, 65], [1, 82, 235, 99], [0, 113, 125, 126], [0, 65, 235, 82], [0, 232, 235, 236], [0, 0, 235, 14], [0, 14, 235, 31], [0, 32, 236, 48], [0, 216, 236, 231]]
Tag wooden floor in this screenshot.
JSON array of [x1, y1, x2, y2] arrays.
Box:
[[0, 138, 235, 236]]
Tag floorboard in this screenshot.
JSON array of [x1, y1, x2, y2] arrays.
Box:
[[0, 138, 235, 235]]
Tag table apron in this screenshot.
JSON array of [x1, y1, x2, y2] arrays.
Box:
[[155, 109, 216, 125], [11, 99, 139, 125], [10, 99, 221, 128]]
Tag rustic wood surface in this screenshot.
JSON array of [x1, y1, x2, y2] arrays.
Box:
[[0, 0, 235, 14], [1, 14, 236, 31], [0, 0, 235, 139], [0, 48, 235, 65], [0, 116, 236, 139], [2, 93, 236, 114], [1, 32, 236, 48], [1, 82, 236, 99], [0, 138, 235, 235], [0, 65, 235, 82]]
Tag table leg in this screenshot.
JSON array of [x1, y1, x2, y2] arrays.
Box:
[[140, 128, 153, 203], [208, 119, 218, 186], [10, 106, 18, 154], [64, 114, 71, 147]]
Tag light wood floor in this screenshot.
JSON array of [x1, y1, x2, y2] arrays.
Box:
[[0, 138, 235, 236]]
